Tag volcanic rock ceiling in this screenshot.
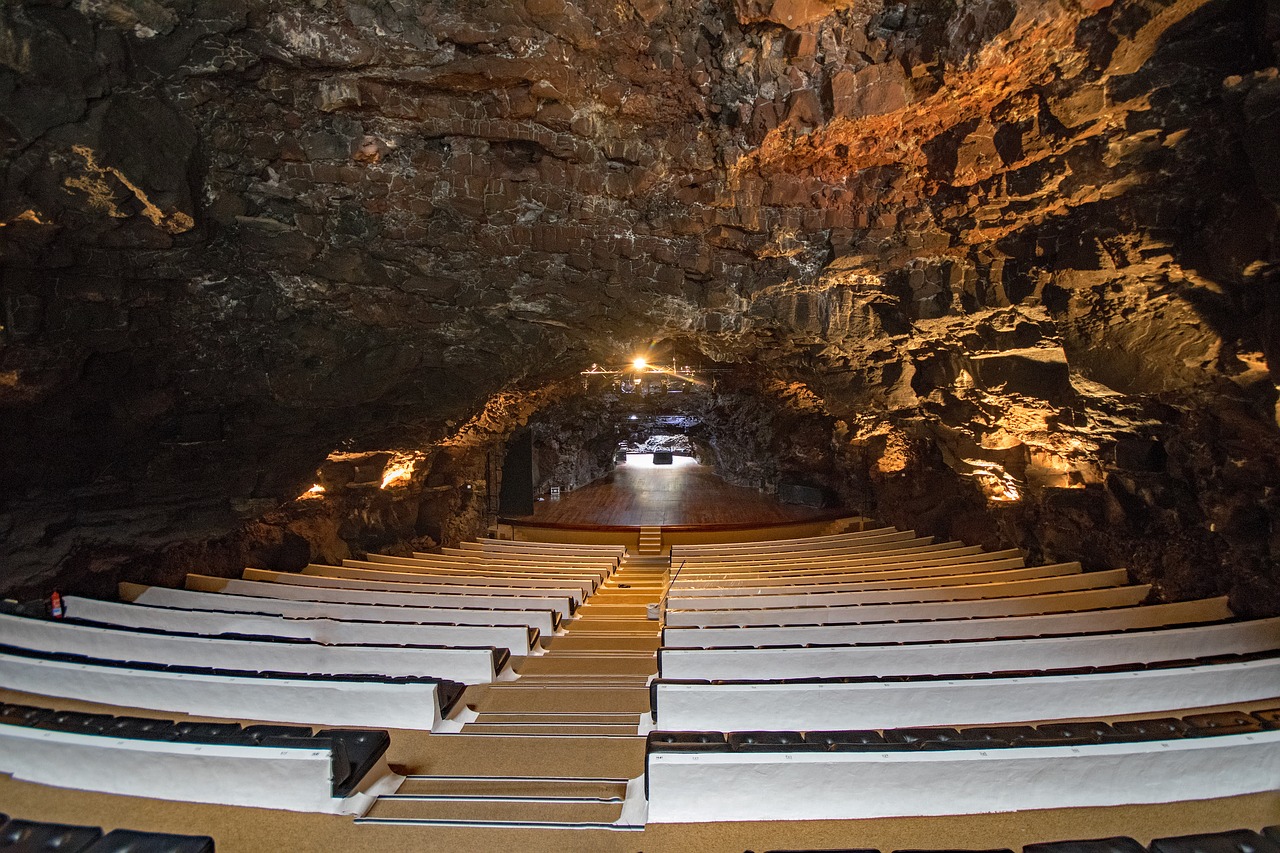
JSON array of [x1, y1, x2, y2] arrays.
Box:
[[1, 0, 1278, 611]]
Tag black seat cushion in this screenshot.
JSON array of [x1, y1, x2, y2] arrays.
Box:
[[884, 727, 963, 745], [1149, 829, 1280, 853], [99, 718, 179, 741], [727, 731, 819, 751], [804, 730, 886, 747], [1181, 712, 1264, 737], [170, 722, 243, 742], [82, 829, 215, 853], [1261, 829, 1279, 845], [1033, 721, 1121, 744], [0, 819, 104, 852], [0, 705, 50, 724], [1024, 837, 1146, 853], [959, 726, 1038, 746], [1253, 709, 1280, 729], [240, 724, 313, 743], [32, 712, 115, 736], [1109, 718, 1188, 739], [646, 731, 728, 751]]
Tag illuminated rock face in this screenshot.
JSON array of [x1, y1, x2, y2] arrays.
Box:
[[1, 0, 1278, 611]]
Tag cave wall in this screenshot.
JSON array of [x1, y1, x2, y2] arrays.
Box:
[[2, 0, 1279, 611]]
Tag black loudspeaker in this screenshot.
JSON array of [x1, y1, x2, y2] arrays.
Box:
[[499, 430, 535, 516], [652, 451, 674, 465], [778, 482, 828, 507]]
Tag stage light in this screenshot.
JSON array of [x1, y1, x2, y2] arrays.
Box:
[[632, 357, 647, 370]]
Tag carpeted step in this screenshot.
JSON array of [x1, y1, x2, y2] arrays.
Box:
[[515, 656, 656, 677], [364, 796, 625, 824], [562, 618, 658, 632], [461, 723, 640, 736], [478, 686, 650, 714], [395, 776, 627, 800], [545, 635, 660, 652], [386, 733, 645, 778]]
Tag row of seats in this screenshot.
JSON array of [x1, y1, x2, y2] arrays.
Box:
[[762, 827, 1280, 853], [1, 702, 391, 798], [648, 707, 1280, 753], [128, 582, 562, 634], [0, 640, 467, 715], [669, 524, 901, 556], [649, 647, 1280, 717], [0, 816, 213, 853]]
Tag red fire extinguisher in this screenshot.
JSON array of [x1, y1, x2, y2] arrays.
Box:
[[49, 591, 65, 619]]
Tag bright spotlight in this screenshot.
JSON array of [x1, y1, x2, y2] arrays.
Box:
[[632, 357, 647, 371]]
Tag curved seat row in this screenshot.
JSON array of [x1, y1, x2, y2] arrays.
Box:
[[0, 816, 214, 853], [655, 616, 1280, 680], [647, 707, 1280, 754], [646, 718, 1280, 822], [0, 702, 397, 814], [0, 611, 508, 685], [758, 828, 1280, 853], [68, 594, 540, 656], [0, 642, 464, 729], [650, 651, 1280, 730]]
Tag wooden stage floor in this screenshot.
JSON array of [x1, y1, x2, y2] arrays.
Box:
[[508, 454, 840, 527]]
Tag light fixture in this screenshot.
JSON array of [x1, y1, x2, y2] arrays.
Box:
[[632, 357, 647, 371], [629, 415, 638, 420]]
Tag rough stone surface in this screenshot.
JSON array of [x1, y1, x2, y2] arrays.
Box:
[[1, 0, 1278, 613]]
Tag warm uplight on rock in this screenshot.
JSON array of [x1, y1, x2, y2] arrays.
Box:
[[380, 459, 416, 490]]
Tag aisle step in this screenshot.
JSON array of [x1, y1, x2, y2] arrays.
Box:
[[461, 723, 641, 736], [363, 796, 625, 823], [399, 733, 643, 778], [396, 776, 627, 800], [546, 636, 660, 652], [478, 686, 649, 713]]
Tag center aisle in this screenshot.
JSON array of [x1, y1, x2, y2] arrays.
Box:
[[358, 553, 668, 828]]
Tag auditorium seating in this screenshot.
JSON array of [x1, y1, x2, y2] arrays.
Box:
[[0, 611, 508, 684], [0, 644, 464, 729], [755, 829, 1280, 853], [649, 523, 1280, 826], [141, 580, 560, 635], [350, 555, 612, 580], [0, 702, 397, 813], [656, 617, 1280, 680], [7, 518, 1277, 844], [62, 595, 540, 656], [675, 544, 1014, 571], [302, 563, 599, 598], [668, 562, 1085, 597], [664, 585, 1156, 626], [645, 710, 1280, 822], [0, 817, 217, 852], [240, 568, 586, 607], [186, 574, 573, 624], [662, 596, 1234, 647], [650, 654, 1280, 730], [237, 568, 581, 613], [669, 555, 1029, 587]]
